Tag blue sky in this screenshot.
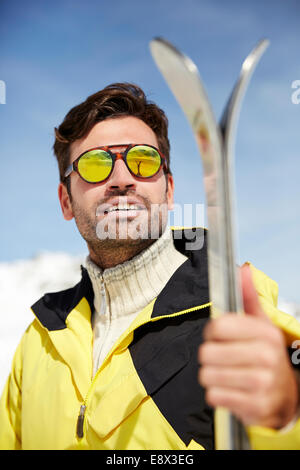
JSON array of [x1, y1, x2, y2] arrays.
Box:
[[0, 0, 300, 302]]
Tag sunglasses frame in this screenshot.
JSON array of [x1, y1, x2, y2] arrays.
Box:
[[64, 143, 167, 184]]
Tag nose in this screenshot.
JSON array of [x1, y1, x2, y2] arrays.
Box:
[[107, 158, 136, 191]]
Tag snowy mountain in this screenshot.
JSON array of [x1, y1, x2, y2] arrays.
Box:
[[0, 252, 299, 394], [0, 252, 85, 393]]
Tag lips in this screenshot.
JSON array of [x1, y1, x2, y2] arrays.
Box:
[[104, 203, 144, 214], [96, 197, 147, 217]]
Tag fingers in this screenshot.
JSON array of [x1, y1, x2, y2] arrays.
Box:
[[202, 386, 269, 426], [240, 264, 268, 320], [198, 339, 279, 368], [198, 310, 298, 428], [198, 362, 299, 428], [202, 313, 284, 346], [197, 265, 299, 428], [199, 365, 272, 392]]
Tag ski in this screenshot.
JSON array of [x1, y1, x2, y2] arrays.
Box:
[[220, 39, 270, 327], [149, 37, 269, 450]]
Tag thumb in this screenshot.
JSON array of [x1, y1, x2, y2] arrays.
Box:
[[240, 263, 269, 320]]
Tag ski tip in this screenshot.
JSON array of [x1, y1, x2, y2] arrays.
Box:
[[149, 37, 182, 56], [240, 38, 270, 74], [151, 36, 165, 43], [150, 36, 167, 48], [254, 38, 270, 54], [149, 37, 201, 81], [259, 37, 270, 45]]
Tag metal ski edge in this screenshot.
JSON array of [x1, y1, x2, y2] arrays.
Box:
[[221, 38, 270, 152], [220, 38, 270, 316]]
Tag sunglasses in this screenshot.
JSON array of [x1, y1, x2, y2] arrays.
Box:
[[64, 143, 167, 184]]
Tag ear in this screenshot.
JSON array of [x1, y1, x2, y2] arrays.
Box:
[[58, 182, 74, 221], [166, 173, 174, 210]]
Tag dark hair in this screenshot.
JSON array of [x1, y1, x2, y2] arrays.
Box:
[[53, 83, 171, 183]]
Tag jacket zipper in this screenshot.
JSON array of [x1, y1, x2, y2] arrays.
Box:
[[76, 273, 107, 440], [99, 275, 106, 316], [75, 300, 212, 439], [76, 405, 86, 439]]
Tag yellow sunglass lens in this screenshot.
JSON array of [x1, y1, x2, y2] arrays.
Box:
[[78, 150, 112, 182], [127, 146, 161, 177]]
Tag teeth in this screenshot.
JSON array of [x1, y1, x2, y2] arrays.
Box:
[[106, 204, 141, 213]]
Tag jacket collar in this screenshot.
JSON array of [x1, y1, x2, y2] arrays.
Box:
[[31, 266, 94, 331], [152, 228, 209, 317], [31, 228, 209, 331]]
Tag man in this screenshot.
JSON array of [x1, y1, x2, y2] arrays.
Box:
[[1, 83, 300, 450]]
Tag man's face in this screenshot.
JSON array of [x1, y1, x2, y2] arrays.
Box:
[[58, 116, 174, 252]]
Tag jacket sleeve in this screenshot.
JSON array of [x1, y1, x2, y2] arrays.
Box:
[[246, 262, 300, 450], [0, 339, 23, 450]]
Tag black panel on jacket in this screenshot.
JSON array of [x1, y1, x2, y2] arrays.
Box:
[[151, 228, 209, 318], [129, 308, 214, 450], [31, 266, 94, 331]]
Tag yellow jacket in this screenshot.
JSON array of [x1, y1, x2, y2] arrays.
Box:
[[1, 230, 300, 450]]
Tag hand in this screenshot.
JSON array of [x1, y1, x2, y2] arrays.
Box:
[[198, 264, 299, 429]]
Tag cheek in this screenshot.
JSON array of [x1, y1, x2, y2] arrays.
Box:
[[144, 189, 165, 208], [71, 178, 106, 208], [143, 176, 169, 203]]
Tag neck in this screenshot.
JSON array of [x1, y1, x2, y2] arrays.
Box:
[[86, 226, 188, 317], [88, 238, 157, 269]]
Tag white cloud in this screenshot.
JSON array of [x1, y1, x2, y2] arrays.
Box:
[[0, 252, 85, 394]]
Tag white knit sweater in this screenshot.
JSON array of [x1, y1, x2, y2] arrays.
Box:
[[85, 228, 187, 377]]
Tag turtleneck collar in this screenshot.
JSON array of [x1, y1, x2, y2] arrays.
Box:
[[85, 226, 188, 319]]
